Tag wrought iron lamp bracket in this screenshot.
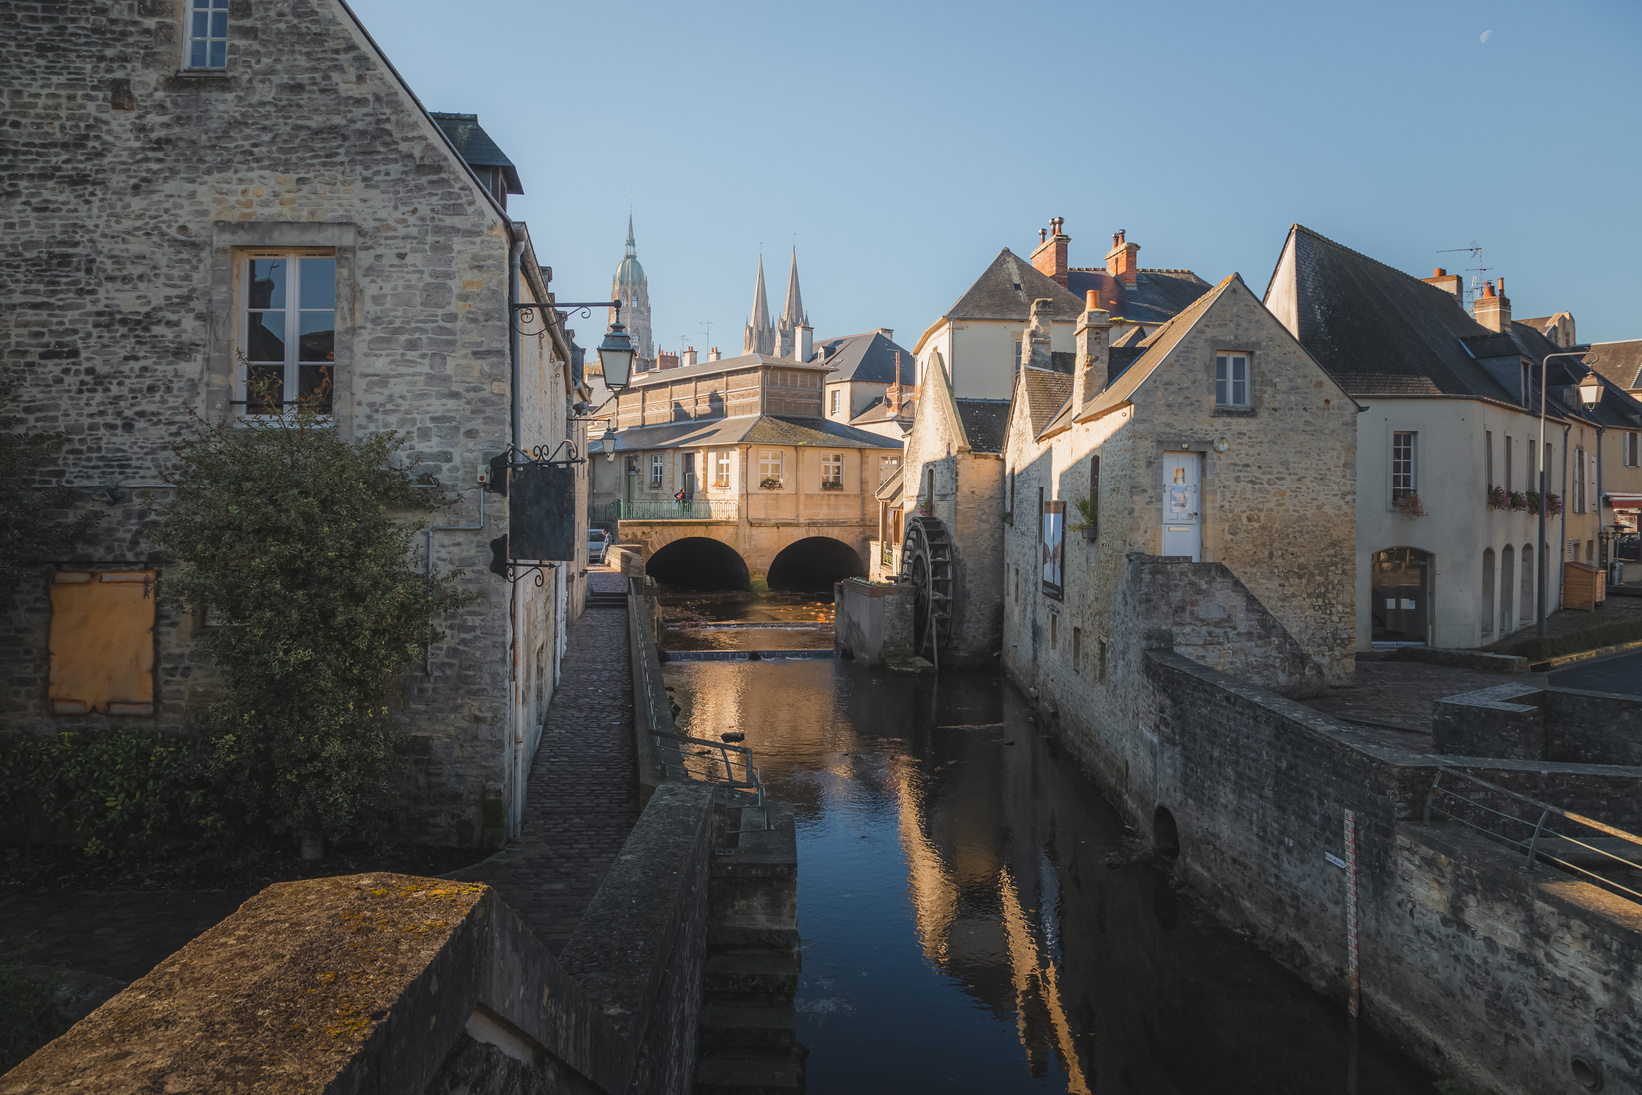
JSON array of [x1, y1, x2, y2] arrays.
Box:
[[512, 300, 621, 334]]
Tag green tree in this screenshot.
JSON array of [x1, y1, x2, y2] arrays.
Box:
[[0, 385, 100, 593], [151, 405, 470, 849]]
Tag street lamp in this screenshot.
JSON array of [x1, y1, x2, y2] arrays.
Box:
[[1536, 349, 1601, 638], [512, 299, 634, 390], [596, 317, 635, 391], [1578, 374, 1604, 411], [602, 422, 618, 463]]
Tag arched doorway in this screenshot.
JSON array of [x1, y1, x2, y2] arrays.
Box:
[[1371, 546, 1432, 645], [767, 537, 865, 592], [1153, 805, 1180, 859], [645, 537, 751, 591]]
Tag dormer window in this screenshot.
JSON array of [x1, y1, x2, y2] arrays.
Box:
[[186, 0, 229, 70]]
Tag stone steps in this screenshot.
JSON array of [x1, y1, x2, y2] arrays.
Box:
[[703, 950, 799, 1002], [694, 1054, 804, 1095], [698, 1002, 798, 1051]]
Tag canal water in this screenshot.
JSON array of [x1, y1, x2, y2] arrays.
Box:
[[659, 594, 1438, 1095]]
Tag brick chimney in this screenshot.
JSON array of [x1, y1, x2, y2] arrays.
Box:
[[1030, 217, 1070, 286], [707, 346, 721, 361], [887, 352, 904, 413], [1105, 229, 1140, 286], [1422, 267, 1463, 299], [1021, 299, 1054, 372], [657, 350, 680, 370], [1072, 291, 1112, 412], [681, 346, 698, 368], [1474, 277, 1512, 333]]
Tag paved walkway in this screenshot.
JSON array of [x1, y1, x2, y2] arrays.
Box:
[[1302, 660, 1516, 736], [451, 567, 641, 955]]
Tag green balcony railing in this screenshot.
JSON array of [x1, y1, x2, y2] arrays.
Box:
[[590, 499, 739, 523]]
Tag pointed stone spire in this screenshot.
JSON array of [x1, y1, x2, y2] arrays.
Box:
[[612, 213, 653, 368], [624, 212, 637, 257], [743, 254, 775, 356], [776, 247, 808, 359]]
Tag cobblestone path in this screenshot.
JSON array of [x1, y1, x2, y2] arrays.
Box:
[[451, 567, 640, 955]]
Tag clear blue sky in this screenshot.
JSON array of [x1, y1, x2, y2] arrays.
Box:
[[347, 0, 1641, 351]]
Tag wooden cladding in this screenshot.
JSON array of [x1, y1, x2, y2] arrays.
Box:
[[616, 364, 824, 427]]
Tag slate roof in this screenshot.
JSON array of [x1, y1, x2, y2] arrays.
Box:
[[1065, 268, 1212, 325], [1271, 225, 1524, 402], [606, 413, 900, 452], [428, 113, 523, 194], [1021, 368, 1074, 436], [848, 396, 913, 427], [1110, 324, 1151, 348], [813, 331, 917, 384], [630, 352, 829, 388], [875, 463, 904, 502], [955, 399, 1010, 454], [1590, 339, 1642, 390], [1512, 327, 1642, 428], [944, 249, 1086, 322]]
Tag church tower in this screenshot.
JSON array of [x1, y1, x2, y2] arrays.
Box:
[[775, 248, 809, 359], [611, 215, 654, 370], [743, 255, 775, 356]]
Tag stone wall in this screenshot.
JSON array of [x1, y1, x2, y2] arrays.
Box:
[[0, 0, 580, 845], [2, 783, 718, 1095], [1434, 683, 1642, 766], [1107, 651, 1642, 1095], [832, 578, 913, 666]]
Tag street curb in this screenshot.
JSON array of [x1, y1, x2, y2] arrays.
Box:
[[1530, 637, 1642, 673]]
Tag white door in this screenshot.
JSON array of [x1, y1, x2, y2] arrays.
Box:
[[1161, 452, 1202, 561]]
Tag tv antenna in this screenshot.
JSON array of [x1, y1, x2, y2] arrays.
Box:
[[699, 320, 714, 349], [1438, 241, 1490, 313]]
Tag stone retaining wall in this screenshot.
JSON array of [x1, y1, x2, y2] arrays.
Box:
[[832, 578, 913, 666], [1026, 648, 1642, 1095], [1434, 682, 1642, 766]]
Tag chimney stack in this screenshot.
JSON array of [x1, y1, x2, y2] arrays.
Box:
[[1474, 277, 1512, 333], [797, 324, 813, 362], [707, 346, 722, 361], [1021, 299, 1054, 373], [1072, 292, 1112, 412], [681, 346, 698, 368], [1422, 266, 1463, 299], [1105, 229, 1141, 285], [657, 350, 680, 370], [1031, 217, 1071, 286]]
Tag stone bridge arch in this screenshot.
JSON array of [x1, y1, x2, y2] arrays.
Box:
[[618, 519, 872, 585]]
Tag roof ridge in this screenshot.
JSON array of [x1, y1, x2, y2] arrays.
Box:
[[1290, 223, 1460, 299]]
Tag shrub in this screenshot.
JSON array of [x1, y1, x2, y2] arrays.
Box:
[[149, 403, 470, 850], [1486, 485, 1508, 511], [758, 476, 782, 490], [0, 947, 66, 1074], [820, 480, 844, 491]]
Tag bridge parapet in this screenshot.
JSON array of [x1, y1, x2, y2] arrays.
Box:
[[1, 782, 717, 1095]]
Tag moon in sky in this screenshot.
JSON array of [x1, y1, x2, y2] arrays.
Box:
[[1481, 29, 1492, 43]]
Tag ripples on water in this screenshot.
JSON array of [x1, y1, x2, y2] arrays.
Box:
[[663, 656, 1438, 1095]]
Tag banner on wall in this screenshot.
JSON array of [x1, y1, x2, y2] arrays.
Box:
[[1041, 500, 1065, 598]]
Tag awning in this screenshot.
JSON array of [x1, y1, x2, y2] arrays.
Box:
[[1605, 493, 1642, 511]]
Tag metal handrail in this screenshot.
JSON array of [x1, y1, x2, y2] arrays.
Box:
[[1424, 767, 1642, 903]]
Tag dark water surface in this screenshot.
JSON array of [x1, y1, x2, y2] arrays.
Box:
[[663, 655, 1438, 1095]]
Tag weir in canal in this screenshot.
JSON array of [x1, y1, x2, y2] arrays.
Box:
[[657, 590, 1438, 1095]]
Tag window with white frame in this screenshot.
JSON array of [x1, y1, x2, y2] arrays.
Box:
[[1574, 447, 1586, 511], [1215, 353, 1250, 408], [822, 453, 844, 487], [240, 253, 335, 415], [186, 0, 229, 70], [758, 450, 783, 485], [880, 455, 900, 477], [1626, 432, 1640, 467], [829, 389, 841, 415], [650, 455, 665, 489], [1391, 431, 1416, 496], [715, 450, 732, 487]]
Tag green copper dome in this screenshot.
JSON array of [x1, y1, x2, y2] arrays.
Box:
[[615, 254, 645, 286]]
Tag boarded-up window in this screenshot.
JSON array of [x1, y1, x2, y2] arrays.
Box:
[[48, 570, 156, 716]]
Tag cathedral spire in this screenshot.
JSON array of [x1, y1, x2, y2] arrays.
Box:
[[776, 247, 807, 358], [743, 254, 775, 356], [612, 215, 653, 368], [624, 212, 636, 257]]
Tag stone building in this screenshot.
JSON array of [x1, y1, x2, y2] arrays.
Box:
[[1264, 225, 1642, 648], [999, 278, 1358, 782], [588, 352, 901, 586], [815, 329, 917, 440], [911, 220, 1210, 402], [887, 221, 1209, 662], [0, 0, 590, 848]]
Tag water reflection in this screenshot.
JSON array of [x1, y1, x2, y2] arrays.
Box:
[[664, 659, 1436, 1095]]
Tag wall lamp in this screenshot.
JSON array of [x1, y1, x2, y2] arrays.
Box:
[[511, 300, 635, 391]]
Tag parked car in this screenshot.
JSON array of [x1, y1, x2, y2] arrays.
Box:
[[587, 527, 609, 564]]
